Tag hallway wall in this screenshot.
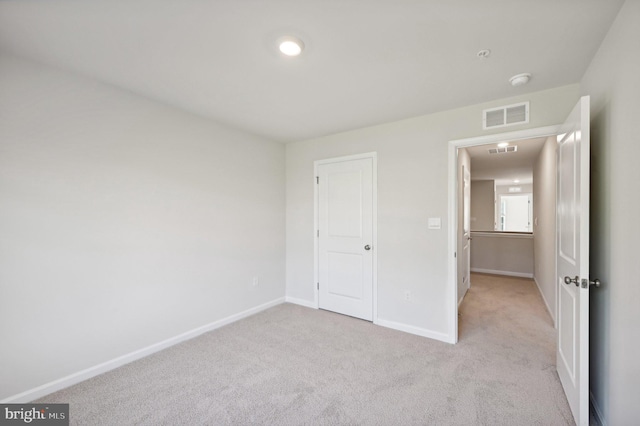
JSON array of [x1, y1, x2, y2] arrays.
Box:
[[470, 180, 494, 231], [532, 136, 557, 324]]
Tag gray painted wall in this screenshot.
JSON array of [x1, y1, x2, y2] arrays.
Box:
[[0, 54, 286, 400], [470, 233, 533, 277], [532, 136, 557, 324], [580, 0, 640, 423], [470, 180, 495, 231]]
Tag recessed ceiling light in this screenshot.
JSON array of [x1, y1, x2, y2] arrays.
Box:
[[513, 179, 520, 183], [278, 36, 304, 57], [509, 73, 532, 87], [497, 142, 509, 148]]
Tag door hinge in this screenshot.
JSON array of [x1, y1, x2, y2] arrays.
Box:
[[454, 252, 457, 258], [317, 282, 319, 290], [316, 176, 319, 184], [317, 229, 319, 237]]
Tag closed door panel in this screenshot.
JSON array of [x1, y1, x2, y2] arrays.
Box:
[[327, 252, 363, 299], [318, 158, 373, 321]]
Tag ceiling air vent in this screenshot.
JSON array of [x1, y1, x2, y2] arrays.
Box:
[[488, 145, 518, 154], [483, 102, 529, 130]]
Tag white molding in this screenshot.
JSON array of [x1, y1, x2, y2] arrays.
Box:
[[313, 152, 378, 166], [1, 297, 285, 404], [449, 125, 561, 147], [372, 154, 378, 324], [447, 142, 459, 343], [313, 159, 319, 310], [448, 125, 562, 345], [376, 318, 454, 344], [470, 231, 533, 239], [534, 277, 556, 327], [313, 152, 378, 322], [471, 268, 533, 278], [285, 296, 316, 309], [590, 391, 607, 426]]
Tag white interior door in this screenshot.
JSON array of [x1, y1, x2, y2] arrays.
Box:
[[556, 96, 590, 426], [318, 157, 374, 321], [462, 167, 471, 291], [500, 194, 531, 232]]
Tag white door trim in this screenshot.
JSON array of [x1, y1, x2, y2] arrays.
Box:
[[447, 125, 561, 343], [313, 152, 378, 324]]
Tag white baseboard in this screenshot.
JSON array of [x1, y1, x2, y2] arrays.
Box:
[[284, 298, 455, 344], [471, 268, 533, 279], [376, 318, 455, 344], [590, 391, 607, 426], [1, 297, 285, 404], [533, 277, 556, 327], [285, 296, 316, 309]]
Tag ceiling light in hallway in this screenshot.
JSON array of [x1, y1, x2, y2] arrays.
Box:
[[509, 73, 532, 87]]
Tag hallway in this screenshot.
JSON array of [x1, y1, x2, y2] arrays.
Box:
[[458, 273, 573, 424]]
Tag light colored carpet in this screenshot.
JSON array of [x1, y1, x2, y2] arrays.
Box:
[[37, 273, 574, 425]]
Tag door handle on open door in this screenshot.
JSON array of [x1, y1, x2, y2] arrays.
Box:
[[581, 278, 601, 288], [564, 276, 579, 286]]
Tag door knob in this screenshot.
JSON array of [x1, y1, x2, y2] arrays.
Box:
[[364, 245, 371, 251], [564, 276, 579, 286], [584, 278, 601, 288]]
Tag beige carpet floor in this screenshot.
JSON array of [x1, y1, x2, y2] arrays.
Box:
[[37, 273, 574, 425]]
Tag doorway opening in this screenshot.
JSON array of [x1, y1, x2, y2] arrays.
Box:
[[498, 193, 532, 232], [447, 96, 592, 426], [447, 125, 561, 342], [457, 134, 558, 336]]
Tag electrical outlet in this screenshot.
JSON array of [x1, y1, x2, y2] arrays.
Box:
[[252, 276, 259, 287], [404, 290, 411, 301]]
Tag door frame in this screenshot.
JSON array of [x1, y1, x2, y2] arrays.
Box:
[[313, 152, 379, 324], [447, 125, 560, 343]]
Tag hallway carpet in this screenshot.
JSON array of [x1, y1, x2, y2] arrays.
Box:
[[37, 274, 573, 425]]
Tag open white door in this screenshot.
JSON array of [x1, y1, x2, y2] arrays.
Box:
[[556, 96, 591, 425], [317, 156, 374, 321], [461, 166, 471, 294]]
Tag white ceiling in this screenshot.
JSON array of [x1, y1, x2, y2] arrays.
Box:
[[466, 137, 547, 185], [0, 0, 624, 142]]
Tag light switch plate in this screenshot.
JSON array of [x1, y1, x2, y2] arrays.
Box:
[[428, 217, 441, 230]]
